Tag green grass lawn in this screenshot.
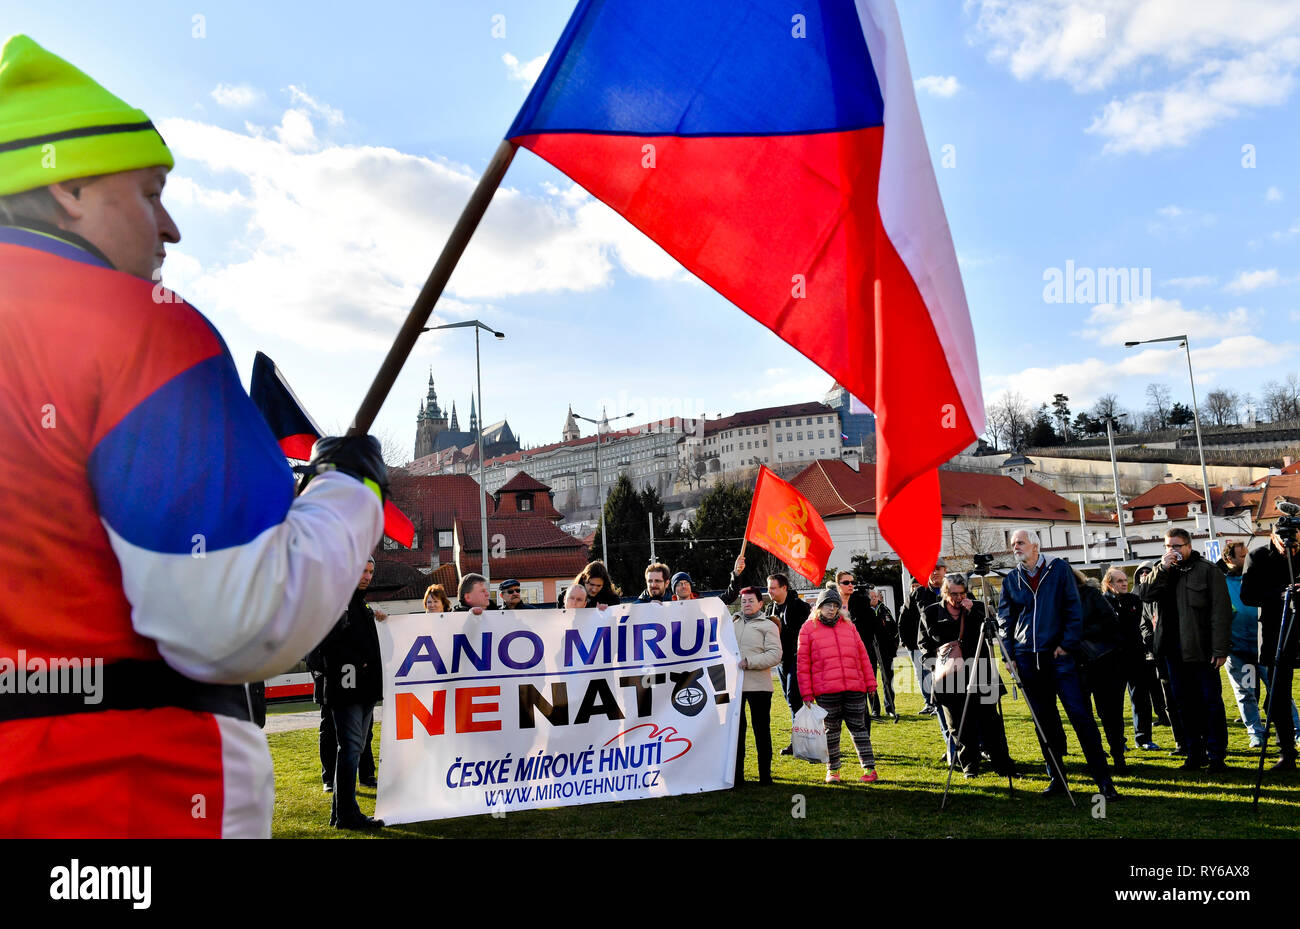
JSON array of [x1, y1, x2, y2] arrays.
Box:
[[269, 669, 1300, 838]]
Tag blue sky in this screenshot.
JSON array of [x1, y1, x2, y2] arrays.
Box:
[[7, 1, 1299, 457]]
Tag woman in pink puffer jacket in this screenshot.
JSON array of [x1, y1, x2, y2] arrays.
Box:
[[798, 585, 879, 783]]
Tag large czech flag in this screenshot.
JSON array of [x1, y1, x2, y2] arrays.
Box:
[[508, 0, 983, 579]]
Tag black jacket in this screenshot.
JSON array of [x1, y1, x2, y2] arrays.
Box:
[[1103, 590, 1147, 658], [634, 588, 670, 604], [1240, 542, 1299, 664], [307, 590, 382, 706], [1076, 582, 1123, 664], [769, 592, 812, 674], [918, 600, 1004, 698], [900, 585, 940, 651]]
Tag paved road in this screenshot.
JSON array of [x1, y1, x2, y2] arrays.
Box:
[[265, 710, 321, 734]]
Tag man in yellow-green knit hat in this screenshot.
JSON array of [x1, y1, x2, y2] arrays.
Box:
[[0, 35, 388, 837]]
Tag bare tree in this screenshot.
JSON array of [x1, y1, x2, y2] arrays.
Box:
[[946, 503, 1007, 573], [1202, 389, 1240, 427], [985, 391, 1033, 450], [1144, 383, 1171, 430], [1092, 393, 1122, 422]]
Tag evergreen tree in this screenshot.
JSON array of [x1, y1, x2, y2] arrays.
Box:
[[589, 475, 649, 596], [1169, 401, 1195, 426], [679, 481, 755, 590]]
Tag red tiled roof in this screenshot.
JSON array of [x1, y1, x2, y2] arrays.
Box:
[[1124, 482, 1207, 508], [458, 550, 590, 580], [1255, 475, 1300, 521], [498, 471, 551, 493], [791, 459, 1109, 523], [387, 472, 495, 529], [704, 402, 833, 437], [455, 516, 589, 553]]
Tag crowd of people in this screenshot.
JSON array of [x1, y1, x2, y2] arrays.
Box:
[[306, 522, 1300, 827]]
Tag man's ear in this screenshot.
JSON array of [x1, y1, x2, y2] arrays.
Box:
[[47, 181, 87, 222]]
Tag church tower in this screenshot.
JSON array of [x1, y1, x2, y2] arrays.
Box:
[[562, 405, 580, 442], [414, 369, 449, 459], [450, 401, 460, 432], [469, 395, 478, 437]]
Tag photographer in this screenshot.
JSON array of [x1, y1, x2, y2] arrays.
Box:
[[1137, 529, 1231, 773], [919, 574, 1013, 778], [1240, 528, 1300, 772]]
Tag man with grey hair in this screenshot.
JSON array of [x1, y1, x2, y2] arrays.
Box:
[[998, 529, 1119, 800]]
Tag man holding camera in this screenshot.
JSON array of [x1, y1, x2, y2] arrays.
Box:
[[1241, 525, 1300, 772], [1137, 528, 1231, 773]]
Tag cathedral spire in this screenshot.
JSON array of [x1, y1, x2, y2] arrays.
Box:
[[562, 404, 579, 442], [470, 395, 478, 435], [450, 401, 460, 432]]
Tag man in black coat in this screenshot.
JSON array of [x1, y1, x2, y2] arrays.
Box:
[[1241, 530, 1300, 771], [766, 571, 811, 754], [855, 586, 900, 721], [900, 561, 946, 717], [307, 557, 386, 829]]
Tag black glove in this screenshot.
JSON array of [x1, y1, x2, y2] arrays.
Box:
[[297, 435, 388, 500]]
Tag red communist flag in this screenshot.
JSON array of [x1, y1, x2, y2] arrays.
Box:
[[744, 467, 834, 585]]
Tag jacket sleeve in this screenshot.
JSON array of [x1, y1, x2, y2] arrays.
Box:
[[853, 625, 877, 692], [996, 578, 1016, 658], [89, 301, 384, 685], [751, 623, 782, 671], [1210, 566, 1233, 658], [1137, 562, 1173, 602], [1058, 564, 1084, 653], [917, 605, 935, 655], [797, 622, 813, 700], [719, 571, 744, 606]]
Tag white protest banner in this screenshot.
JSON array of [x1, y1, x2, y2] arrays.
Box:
[[373, 598, 742, 824]]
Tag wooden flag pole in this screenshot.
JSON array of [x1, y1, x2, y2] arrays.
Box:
[[347, 139, 519, 436]]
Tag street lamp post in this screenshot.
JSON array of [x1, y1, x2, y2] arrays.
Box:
[[422, 320, 504, 582], [1124, 334, 1216, 545], [572, 407, 635, 565]]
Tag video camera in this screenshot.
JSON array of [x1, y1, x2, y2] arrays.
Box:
[[1275, 498, 1300, 542]]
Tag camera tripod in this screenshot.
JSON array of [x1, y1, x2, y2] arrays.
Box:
[[1253, 534, 1299, 809], [940, 571, 1076, 810]]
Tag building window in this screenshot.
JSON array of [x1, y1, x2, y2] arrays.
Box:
[[763, 440, 768, 448], [518, 496, 532, 511], [818, 430, 825, 439], [776, 434, 783, 442], [438, 530, 453, 548], [797, 432, 803, 441], [778, 452, 784, 460], [799, 450, 805, 457]]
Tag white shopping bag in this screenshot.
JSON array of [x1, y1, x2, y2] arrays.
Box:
[[792, 702, 829, 763]]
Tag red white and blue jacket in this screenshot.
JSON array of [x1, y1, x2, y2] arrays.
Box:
[[0, 224, 383, 837]]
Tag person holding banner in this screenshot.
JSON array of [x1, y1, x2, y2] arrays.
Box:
[[563, 577, 590, 609], [798, 587, 880, 784], [734, 587, 782, 787], [454, 574, 490, 614], [636, 564, 673, 603]]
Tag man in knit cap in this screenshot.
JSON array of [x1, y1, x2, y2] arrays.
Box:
[[0, 35, 387, 837]]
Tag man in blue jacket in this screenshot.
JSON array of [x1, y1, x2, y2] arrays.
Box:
[[998, 530, 1119, 800]]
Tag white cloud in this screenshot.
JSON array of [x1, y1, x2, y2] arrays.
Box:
[[1164, 275, 1216, 288], [1268, 186, 1284, 201], [503, 53, 547, 89], [155, 111, 690, 351], [915, 74, 962, 97], [968, 1, 1300, 153], [211, 83, 261, 108], [1079, 297, 1249, 346], [287, 85, 344, 126], [1224, 268, 1287, 292], [1273, 220, 1300, 240], [987, 292, 1285, 408], [1148, 204, 1215, 235]]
